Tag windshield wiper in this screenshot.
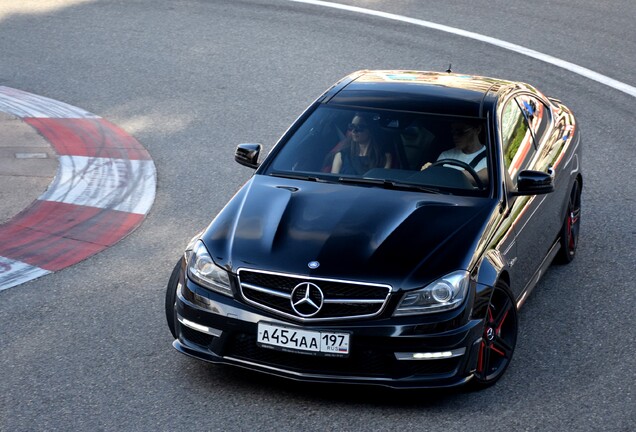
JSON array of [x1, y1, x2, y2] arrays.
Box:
[[337, 177, 441, 194], [269, 172, 327, 182]]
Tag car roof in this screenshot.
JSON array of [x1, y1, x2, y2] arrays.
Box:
[[325, 70, 519, 117]]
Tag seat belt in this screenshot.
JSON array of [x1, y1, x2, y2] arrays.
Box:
[[469, 148, 487, 169]]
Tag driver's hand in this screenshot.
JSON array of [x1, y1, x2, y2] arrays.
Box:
[[420, 162, 432, 171]]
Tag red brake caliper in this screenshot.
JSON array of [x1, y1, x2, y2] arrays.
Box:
[[569, 211, 578, 250]]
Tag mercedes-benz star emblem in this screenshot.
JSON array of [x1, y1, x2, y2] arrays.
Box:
[[308, 261, 320, 269], [290, 282, 324, 317]]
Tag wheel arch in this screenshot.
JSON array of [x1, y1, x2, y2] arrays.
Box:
[[558, 169, 583, 222], [472, 252, 511, 319]]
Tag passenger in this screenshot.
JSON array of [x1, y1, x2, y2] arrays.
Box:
[[331, 113, 392, 175], [421, 121, 488, 185]]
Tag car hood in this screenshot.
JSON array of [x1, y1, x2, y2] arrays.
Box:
[[203, 175, 495, 289]]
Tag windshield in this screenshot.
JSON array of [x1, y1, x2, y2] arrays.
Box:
[[264, 106, 491, 195]]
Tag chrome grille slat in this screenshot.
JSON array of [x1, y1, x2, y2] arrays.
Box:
[[237, 268, 391, 322], [323, 299, 385, 304], [241, 282, 291, 299]]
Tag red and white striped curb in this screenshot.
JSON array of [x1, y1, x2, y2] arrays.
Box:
[[0, 87, 156, 291]]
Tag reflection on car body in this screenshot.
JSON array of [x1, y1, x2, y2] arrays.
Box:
[[165, 70, 582, 389]]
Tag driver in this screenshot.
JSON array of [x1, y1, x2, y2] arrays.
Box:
[[420, 121, 488, 185]]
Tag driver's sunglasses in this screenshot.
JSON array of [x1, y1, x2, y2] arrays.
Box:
[[348, 123, 368, 133]]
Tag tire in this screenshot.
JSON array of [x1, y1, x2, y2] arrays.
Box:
[[555, 180, 581, 264], [165, 259, 183, 338], [470, 282, 518, 389]]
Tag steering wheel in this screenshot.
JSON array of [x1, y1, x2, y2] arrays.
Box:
[[430, 159, 485, 189]]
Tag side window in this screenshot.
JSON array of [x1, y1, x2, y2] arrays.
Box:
[[516, 94, 551, 147], [500, 99, 537, 182]]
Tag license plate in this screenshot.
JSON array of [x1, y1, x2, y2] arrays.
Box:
[[257, 322, 350, 357]]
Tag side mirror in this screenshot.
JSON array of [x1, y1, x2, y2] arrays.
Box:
[[513, 170, 554, 196], [235, 143, 261, 169]]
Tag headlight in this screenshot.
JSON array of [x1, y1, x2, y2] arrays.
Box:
[[186, 240, 232, 297], [393, 271, 469, 316]]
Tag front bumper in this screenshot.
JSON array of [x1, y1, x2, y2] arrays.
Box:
[[173, 278, 484, 389]]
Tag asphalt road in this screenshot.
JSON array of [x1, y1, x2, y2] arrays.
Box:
[[1, 1, 634, 430]]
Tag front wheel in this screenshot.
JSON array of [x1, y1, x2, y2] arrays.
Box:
[[165, 259, 183, 338], [471, 282, 518, 389]]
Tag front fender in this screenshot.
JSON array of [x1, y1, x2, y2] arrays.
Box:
[[471, 250, 509, 319]]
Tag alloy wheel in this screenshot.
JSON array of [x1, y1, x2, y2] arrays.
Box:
[[473, 283, 518, 386], [565, 182, 581, 257], [556, 180, 582, 264]]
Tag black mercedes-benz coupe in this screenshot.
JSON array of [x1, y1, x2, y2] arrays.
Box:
[[166, 70, 582, 389]]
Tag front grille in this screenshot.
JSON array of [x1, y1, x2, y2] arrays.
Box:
[[225, 333, 460, 378], [237, 269, 391, 322]]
